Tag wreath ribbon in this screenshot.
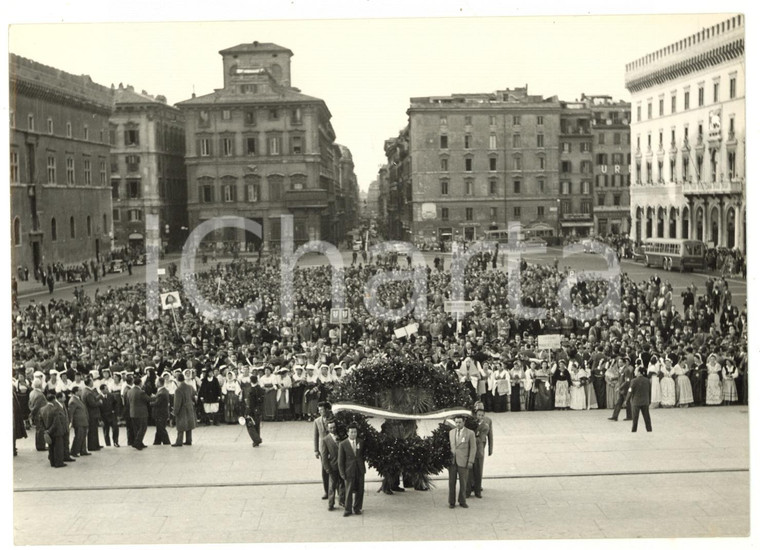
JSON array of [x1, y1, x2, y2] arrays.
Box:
[[332, 402, 472, 420]]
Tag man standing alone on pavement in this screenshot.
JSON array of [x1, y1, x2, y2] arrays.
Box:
[[608, 357, 634, 421], [448, 414, 476, 509], [628, 367, 653, 433], [68, 386, 89, 457]]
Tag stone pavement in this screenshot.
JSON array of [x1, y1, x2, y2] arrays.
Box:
[[13, 406, 750, 544]]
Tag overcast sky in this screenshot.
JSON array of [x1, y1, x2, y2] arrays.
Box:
[[6, 7, 743, 191]]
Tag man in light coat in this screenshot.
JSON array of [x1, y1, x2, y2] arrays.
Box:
[[448, 415, 476, 509], [172, 372, 197, 446]]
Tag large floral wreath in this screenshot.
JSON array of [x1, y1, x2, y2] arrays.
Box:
[[328, 356, 473, 489]]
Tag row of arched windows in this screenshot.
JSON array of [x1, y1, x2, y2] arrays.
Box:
[[12, 214, 108, 245]]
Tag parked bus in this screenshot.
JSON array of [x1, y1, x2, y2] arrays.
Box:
[[642, 238, 706, 272], [482, 228, 525, 244]]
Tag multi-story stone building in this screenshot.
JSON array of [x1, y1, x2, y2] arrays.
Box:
[[558, 101, 595, 237], [384, 127, 412, 241], [10, 54, 113, 274], [626, 14, 745, 250], [109, 84, 187, 252], [334, 144, 360, 246], [585, 95, 632, 237], [407, 87, 561, 248], [176, 41, 353, 250]]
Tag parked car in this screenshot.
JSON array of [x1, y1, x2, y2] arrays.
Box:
[[109, 259, 125, 273], [524, 236, 547, 247]]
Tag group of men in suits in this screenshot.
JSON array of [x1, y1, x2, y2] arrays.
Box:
[[314, 402, 366, 517], [33, 371, 198, 467]]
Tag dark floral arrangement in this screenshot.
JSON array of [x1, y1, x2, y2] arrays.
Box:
[[329, 356, 473, 489]]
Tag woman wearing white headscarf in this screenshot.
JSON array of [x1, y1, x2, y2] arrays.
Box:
[[673, 359, 693, 407], [647, 356, 662, 408], [705, 353, 723, 405], [659, 358, 676, 407], [721, 359, 738, 405], [221, 369, 242, 424], [568, 361, 586, 411]]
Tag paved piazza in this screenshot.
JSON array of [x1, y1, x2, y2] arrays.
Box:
[[13, 405, 749, 544]]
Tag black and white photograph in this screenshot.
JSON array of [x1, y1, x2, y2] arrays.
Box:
[[5, 3, 755, 548]]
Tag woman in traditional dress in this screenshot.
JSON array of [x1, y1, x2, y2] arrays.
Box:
[[534, 361, 553, 411], [489, 362, 510, 413], [604, 359, 619, 412], [673, 359, 694, 407], [581, 362, 597, 410], [303, 365, 320, 421], [524, 362, 537, 411], [552, 360, 571, 410], [275, 367, 292, 421], [705, 353, 723, 405], [290, 364, 307, 420], [221, 370, 242, 424], [659, 358, 677, 408], [509, 362, 523, 412], [722, 359, 739, 405], [258, 366, 278, 421], [647, 356, 662, 408], [568, 362, 586, 411]]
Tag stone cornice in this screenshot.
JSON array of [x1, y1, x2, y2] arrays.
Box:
[[625, 39, 744, 94]]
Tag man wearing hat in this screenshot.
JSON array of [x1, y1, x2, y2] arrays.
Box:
[[29, 379, 48, 452], [40, 393, 68, 468]]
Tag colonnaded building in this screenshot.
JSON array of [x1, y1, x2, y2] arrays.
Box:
[[626, 14, 745, 251]]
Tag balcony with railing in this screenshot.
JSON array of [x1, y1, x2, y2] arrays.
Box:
[[284, 188, 329, 208], [682, 177, 744, 196]]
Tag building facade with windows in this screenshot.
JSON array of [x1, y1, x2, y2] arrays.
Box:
[[585, 95, 632, 237], [176, 41, 351, 250], [9, 54, 113, 273], [109, 84, 187, 252], [407, 87, 561, 247], [626, 15, 745, 251], [384, 127, 412, 241], [558, 101, 595, 237]]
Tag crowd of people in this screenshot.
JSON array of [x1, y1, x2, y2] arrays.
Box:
[[12, 249, 748, 461]]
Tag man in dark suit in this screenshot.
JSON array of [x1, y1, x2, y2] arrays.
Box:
[[628, 367, 653, 432], [320, 418, 345, 511], [122, 374, 135, 446], [40, 393, 67, 468], [338, 422, 366, 517], [313, 402, 333, 500], [99, 384, 120, 447], [448, 414, 476, 509], [68, 386, 90, 457], [469, 408, 493, 499], [152, 377, 171, 445], [608, 358, 634, 421], [81, 377, 103, 451], [172, 372, 197, 447], [127, 377, 150, 450]]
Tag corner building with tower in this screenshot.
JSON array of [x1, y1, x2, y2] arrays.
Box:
[[177, 41, 358, 252]]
